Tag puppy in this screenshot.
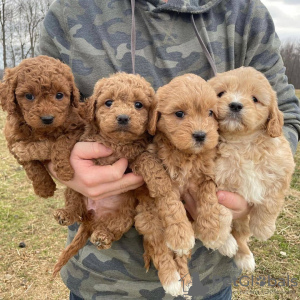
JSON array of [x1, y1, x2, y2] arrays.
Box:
[[53, 72, 171, 275], [134, 188, 191, 296], [147, 74, 237, 257], [208, 67, 295, 271], [0, 56, 85, 197]]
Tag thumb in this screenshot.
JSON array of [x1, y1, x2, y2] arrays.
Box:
[[71, 142, 113, 160], [217, 190, 244, 211]]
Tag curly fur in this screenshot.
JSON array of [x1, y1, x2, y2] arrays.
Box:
[[133, 74, 236, 296], [53, 73, 192, 295], [0, 55, 86, 197], [148, 74, 234, 251], [208, 67, 295, 271], [53, 72, 174, 277]]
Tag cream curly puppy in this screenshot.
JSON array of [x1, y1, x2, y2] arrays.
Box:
[[208, 67, 295, 271]]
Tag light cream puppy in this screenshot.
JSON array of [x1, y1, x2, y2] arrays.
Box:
[[209, 67, 295, 271]]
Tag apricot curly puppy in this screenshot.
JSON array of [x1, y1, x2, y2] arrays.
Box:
[[148, 74, 237, 257], [208, 67, 295, 271], [53, 72, 176, 276], [0, 56, 85, 198]]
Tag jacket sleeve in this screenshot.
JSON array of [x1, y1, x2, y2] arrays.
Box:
[[36, 0, 70, 64], [242, 0, 300, 154]]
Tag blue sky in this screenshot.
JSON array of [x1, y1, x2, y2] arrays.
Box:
[[261, 0, 300, 41]]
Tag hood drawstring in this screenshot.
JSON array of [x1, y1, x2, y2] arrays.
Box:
[[131, 0, 136, 74], [130, 1, 217, 77], [191, 14, 217, 77]]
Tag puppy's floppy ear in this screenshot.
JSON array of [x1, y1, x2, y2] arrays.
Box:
[[0, 82, 7, 111], [1, 67, 19, 114], [70, 84, 80, 108], [211, 102, 219, 119], [62, 63, 80, 108], [266, 90, 283, 138], [147, 95, 160, 136], [81, 95, 97, 122]]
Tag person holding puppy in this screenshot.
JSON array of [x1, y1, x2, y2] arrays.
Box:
[[37, 0, 300, 299]]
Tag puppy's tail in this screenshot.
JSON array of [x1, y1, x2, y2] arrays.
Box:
[[53, 222, 91, 277]]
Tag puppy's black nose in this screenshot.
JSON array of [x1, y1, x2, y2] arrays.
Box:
[[229, 102, 243, 112], [117, 114, 130, 125], [192, 131, 206, 143], [41, 115, 54, 124]]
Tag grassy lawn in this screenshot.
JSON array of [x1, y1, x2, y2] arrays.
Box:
[[0, 110, 68, 299], [0, 92, 299, 299]]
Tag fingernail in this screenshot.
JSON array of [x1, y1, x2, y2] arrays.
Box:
[[99, 144, 112, 152], [217, 191, 225, 203]]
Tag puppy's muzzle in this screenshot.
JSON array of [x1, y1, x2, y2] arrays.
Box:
[[41, 115, 55, 125], [229, 102, 243, 113], [117, 114, 130, 126], [192, 131, 206, 143]]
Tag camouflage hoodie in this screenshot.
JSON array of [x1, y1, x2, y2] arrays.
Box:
[[37, 0, 300, 299]]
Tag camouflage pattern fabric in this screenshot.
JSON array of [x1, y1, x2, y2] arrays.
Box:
[[36, 0, 300, 299], [62, 223, 237, 299]]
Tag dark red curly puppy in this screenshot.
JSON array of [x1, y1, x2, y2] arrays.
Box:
[[0, 55, 86, 198]]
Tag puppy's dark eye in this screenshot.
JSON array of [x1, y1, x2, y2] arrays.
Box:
[[217, 92, 225, 97], [253, 96, 259, 103], [105, 100, 113, 107], [209, 110, 214, 117], [56, 93, 64, 100], [135, 102, 143, 109], [25, 93, 35, 101], [175, 111, 185, 118]]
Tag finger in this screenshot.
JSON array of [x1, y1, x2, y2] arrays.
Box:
[[47, 161, 58, 180], [217, 190, 247, 211], [182, 192, 197, 221], [50, 157, 130, 186], [77, 158, 130, 186], [71, 142, 113, 160], [217, 190, 252, 220], [88, 173, 144, 200], [96, 182, 144, 200]]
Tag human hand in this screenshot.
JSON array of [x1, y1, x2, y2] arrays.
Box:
[[182, 186, 251, 220], [47, 142, 144, 200], [217, 190, 252, 219]]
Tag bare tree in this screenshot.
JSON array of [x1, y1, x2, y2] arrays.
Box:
[[18, 0, 44, 58], [281, 41, 300, 89], [0, 0, 53, 68], [0, 0, 9, 68]]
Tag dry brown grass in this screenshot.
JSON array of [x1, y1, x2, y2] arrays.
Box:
[[0, 91, 299, 299], [0, 110, 68, 299]]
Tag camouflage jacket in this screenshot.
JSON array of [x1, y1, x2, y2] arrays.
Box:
[[37, 0, 300, 299]]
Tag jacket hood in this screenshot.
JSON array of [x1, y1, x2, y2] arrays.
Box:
[[147, 0, 224, 13]]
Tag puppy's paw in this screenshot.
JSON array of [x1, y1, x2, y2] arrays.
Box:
[[91, 229, 115, 250], [53, 209, 77, 226], [200, 238, 223, 251], [162, 271, 184, 297], [165, 223, 195, 256], [250, 222, 275, 241], [194, 226, 220, 250], [34, 184, 56, 198], [234, 252, 255, 272], [55, 169, 74, 182], [217, 234, 238, 258], [11, 142, 29, 162], [193, 222, 219, 246]]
